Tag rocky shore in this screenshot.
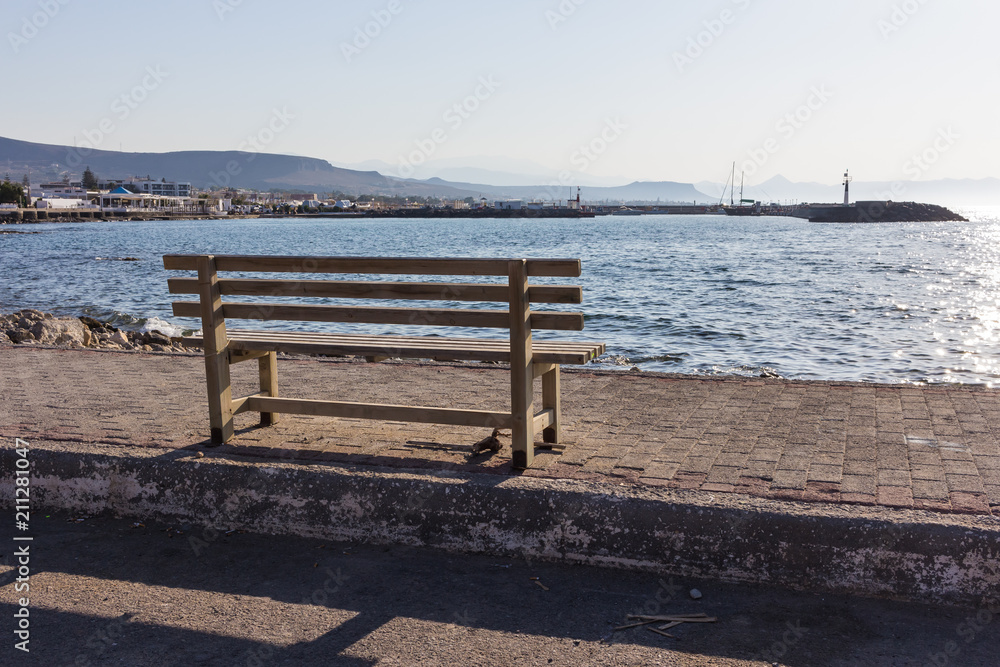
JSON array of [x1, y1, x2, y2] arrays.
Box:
[[0, 309, 187, 352]]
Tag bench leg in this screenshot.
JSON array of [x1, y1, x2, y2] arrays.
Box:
[[205, 349, 234, 444], [540, 365, 561, 447], [510, 358, 534, 469], [258, 351, 279, 426], [509, 259, 535, 470]]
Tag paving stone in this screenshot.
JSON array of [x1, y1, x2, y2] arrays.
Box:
[[4, 345, 998, 518], [945, 474, 987, 494], [841, 475, 877, 495]]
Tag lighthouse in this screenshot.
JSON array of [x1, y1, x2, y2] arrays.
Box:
[[843, 169, 852, 206]]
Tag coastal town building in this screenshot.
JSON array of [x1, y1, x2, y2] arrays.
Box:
[[99, 186, 189, 213], [37, 182, 89, 199], [127, 178, 192, 198], [36, 198, 96, 209]]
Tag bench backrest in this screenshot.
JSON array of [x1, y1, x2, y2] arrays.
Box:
[[164, 254, 587, 334]]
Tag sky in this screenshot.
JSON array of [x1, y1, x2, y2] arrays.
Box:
[[5, 0, 999, 187]]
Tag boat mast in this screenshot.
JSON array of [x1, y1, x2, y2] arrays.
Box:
[[739, 171, 744, 206], [730, 162, 735, 206]]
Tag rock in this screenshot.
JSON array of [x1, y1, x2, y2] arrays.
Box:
[[142, 331, 172, 346], [29, 318, 87, 347], [689, 588, 703, 600], [9, 329, 35, 344], [110, 330, 130, 347], [80, 316, 108, 330], [82, 327, 93, 347], [471, 428, 502, 454]]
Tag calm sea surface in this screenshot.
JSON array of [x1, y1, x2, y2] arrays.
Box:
[[3, 209, 1000, 386]]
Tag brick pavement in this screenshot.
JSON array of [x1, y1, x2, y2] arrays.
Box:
[[2, 345, 999, 516]]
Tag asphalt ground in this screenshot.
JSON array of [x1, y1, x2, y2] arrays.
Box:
[[1, 512, 998, 667]]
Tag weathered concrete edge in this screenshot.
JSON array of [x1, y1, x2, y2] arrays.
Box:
[[2, 443, 997, 608]]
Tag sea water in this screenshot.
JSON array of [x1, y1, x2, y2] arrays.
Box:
[[2, 209, 999, 386]]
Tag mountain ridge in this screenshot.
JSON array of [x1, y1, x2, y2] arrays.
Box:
[[2, 136, 996, 205]]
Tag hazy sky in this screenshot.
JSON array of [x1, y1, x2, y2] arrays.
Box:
[[6, 0, 998, 186]]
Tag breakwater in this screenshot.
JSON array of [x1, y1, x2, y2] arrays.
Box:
[[365, 207, 595, 218], [801, 201, 967, 223]]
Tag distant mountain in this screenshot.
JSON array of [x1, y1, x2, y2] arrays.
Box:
[[399, 178, 712, 203], [0, 136, 478, 197], [333, 155, 629, 188], [700, 173, 1000, 207]]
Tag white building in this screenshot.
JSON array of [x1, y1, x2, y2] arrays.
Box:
[[38, 182, 89, 199], [100, 186, 188, 212], [495, 200, 523, 210], [127, 178, 192, 198], [36, 198, 96, 209]]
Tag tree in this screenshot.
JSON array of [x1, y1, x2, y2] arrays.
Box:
[[0, 178, 26, 206], [82, 167, 99, 190]]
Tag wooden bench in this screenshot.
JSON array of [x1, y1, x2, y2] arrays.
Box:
[[163, 254, 605, 468]]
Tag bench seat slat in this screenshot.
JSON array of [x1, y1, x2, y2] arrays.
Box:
[[241, 395, 515, 429], [167, 278, 583, 304], [164, 255, 581, 277], [171, 301, 585, 331], [181, 331, 605, 365]]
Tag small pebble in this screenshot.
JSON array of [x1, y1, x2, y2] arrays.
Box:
[[689, 588, 703, 600], [195, 451, 205, 459]]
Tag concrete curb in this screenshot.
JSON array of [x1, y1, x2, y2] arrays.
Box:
[[3, 441, 998, 608]]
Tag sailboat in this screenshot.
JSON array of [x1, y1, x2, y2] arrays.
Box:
[[721, 163, 761, 216]]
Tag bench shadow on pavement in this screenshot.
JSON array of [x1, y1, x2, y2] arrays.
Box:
[[170, 421, 529, 478], [2, 513, 952, 667]]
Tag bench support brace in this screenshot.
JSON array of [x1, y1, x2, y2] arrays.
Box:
[[258, 351, 279, 426]]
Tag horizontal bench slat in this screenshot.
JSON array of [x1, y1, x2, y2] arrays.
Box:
[[182, 330, 605, 365], [239, 395, 514, 428], [167, 278, 582, 304], [164, 255, 581, 277], [227, 331, 603, 352], [171, 302, 585, 331]]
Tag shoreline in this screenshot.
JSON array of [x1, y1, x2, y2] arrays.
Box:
[[4, 308, 1000, 389], [1, 309, 187, 352]]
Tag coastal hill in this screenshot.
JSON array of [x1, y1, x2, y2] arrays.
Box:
[[416, 177, 708, 203], [0, 136, 710, 203], [0, 136, 474, 197]]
